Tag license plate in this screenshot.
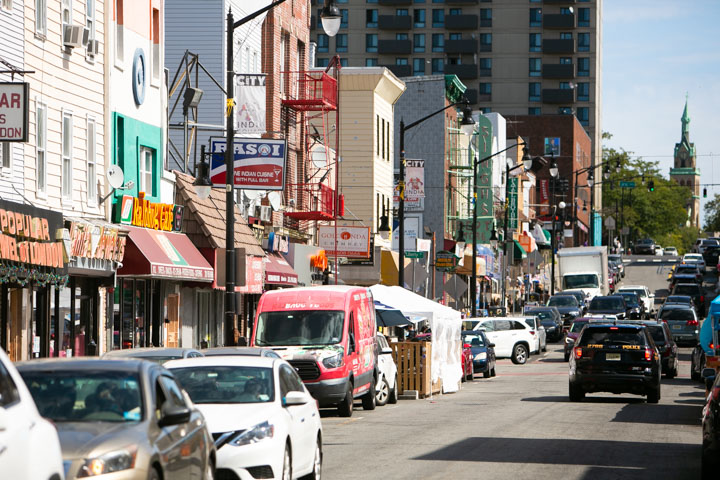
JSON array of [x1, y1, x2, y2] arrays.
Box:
[[672, 325, 682, 329], [606, 353, 621, 361]]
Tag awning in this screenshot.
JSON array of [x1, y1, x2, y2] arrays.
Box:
[[264, 252, 299, 286], [118, 226, 214, 282], [513, 240, 527, 261], [455, 254, 486, 276]]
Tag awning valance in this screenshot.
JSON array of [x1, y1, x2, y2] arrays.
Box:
[[513, 239, 527, 261], [264, 252, 299, 286]]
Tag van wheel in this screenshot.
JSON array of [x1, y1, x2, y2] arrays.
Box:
[[511, 344, 528, 365], [388, 376, 398, 404], [337, 383, 353, 417], [375, 377, 390, 406], [362, 380, 376, 410]]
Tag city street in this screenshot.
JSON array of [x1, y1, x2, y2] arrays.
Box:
[[320, 256, 710, 480]]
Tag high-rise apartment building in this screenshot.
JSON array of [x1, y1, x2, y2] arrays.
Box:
[[310, 0, 602, 168]]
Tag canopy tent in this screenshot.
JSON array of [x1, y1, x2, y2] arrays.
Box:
[[374, 300, 414, 327], [370, 285, 462, 393]]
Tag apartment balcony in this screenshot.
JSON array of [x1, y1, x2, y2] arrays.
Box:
[[543, 38, 575, 54], [542, 88, 575, 104], [382, 64, 412, 77], [378, 15, 412, 30], [445, 39, 478, 54], [445, 63, 477, 80], [543, 13, 575, 29], [378, 39, 412, 54], [542, 63, 575, 79], [379, 0, 412, 5], [445, 14, 478, 30]]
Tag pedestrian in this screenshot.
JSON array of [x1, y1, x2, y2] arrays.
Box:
[[406, 324, 417, 340]]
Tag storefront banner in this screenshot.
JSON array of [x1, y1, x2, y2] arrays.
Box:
[[66, 221, 126, 263], [405, 159, 425, 199], [235, 75, 266, 135], [0, 82, 29, 141], [236, 255, 264, 294], [209, 137, 287, 191], [319, 226, 371, 258], [118, 193, 184, 232]]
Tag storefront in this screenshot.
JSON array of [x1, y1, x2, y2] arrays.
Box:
[[0, 199, 67, 361]]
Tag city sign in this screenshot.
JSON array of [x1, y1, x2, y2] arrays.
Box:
[[209, 137, 287, 190]]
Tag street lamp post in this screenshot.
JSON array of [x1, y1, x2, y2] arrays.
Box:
[[398, 101, 475, 288]]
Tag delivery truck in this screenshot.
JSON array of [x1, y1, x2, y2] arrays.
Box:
[[556, 246, 609, 301]]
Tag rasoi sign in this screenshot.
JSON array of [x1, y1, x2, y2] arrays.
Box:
[[209, 138, 287, 190], [318, 226, 371, 258]]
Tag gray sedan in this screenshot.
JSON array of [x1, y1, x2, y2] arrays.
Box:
[[102, 347, 204, 364], [17, 358, 215, 480]]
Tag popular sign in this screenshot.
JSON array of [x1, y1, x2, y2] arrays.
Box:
[[209, 138, 287, 190], [118, 193, 184, 232], [318, 226, 371, 258], [0, 203, 64, 268], [0, 83, 29, 142]]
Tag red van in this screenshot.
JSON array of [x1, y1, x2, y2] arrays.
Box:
[[250, 286, 378, 417]]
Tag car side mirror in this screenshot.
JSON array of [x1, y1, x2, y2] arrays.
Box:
[[489, 343, 496, 348], [158, 403, 192, 427], [381, 347, 392, 355], [283, 391, 310, 407]]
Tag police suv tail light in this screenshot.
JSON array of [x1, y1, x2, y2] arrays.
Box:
[[644, 348, 653, 362], [574, 347, 582, 359]]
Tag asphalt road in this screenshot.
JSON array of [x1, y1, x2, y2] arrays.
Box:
[[320, 255, 707, 480]]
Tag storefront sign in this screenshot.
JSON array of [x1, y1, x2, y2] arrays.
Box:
[[318, 226, 371, 258], [508, 177, 518, 229], [67, 222, 126, 262], [0, 206, 63, 268], [475, 115, 494, 244], [310, 250, 328, 270], [118, 193, 183, 232], [0, 82, 29, 141], [209, 137, 287, 191], [435, 250, 458, 272]]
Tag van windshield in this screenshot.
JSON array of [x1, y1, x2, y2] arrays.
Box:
[[563, 274, 599, 289], [255, 310, 345, 346]]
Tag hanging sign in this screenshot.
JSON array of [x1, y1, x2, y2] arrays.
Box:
[[405, 159, 425, 200], [117, 193, 184, 232], [0, 82, 29, 141], [435, 250, 458, 272], [235, 75, 266, 135], [209, 137, 287, 191]]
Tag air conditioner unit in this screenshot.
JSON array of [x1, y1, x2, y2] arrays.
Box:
[[87, 39, 99, 56], [63, 25, 85, 49], [259, 206, 272, 222]]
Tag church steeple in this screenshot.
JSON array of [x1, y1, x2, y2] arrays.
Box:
[[681, 94, 690, 142]]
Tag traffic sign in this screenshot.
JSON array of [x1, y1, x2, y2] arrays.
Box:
[[604, 216, 616, 229], [405, 251, 424, 259], [619, 181, 635, 188]]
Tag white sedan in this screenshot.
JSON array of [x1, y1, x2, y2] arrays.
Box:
[[167, 356, 322, 480], [375, 334, 399, 406], [683, 253, 706, 270], [0, 348, 64, 480]]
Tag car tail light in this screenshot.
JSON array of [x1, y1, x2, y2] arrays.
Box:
[[574, 347, 582, 359], [644, 348, 653, 361], [529, 330, 535, 335], [701, 296, 705, 304], [687, 319, 699, 326]]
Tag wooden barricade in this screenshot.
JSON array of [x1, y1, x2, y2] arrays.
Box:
[[390, 341, 441, 398]]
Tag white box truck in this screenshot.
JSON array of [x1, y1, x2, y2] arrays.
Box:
[[556, 246, 609, 301]]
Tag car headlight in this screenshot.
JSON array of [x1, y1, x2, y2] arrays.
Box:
[[565, 337, 574, 344], [78, 448, 137, 477], [475, 352, 487, 361], [231, 421, 275, 447], [322, 352, 344, 369]]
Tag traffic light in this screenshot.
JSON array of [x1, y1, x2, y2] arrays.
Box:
[[704, 188, 708, 198], [647, 180, 655, 192]]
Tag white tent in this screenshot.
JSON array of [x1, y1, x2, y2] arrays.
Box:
[[369, 285, 462, 393]]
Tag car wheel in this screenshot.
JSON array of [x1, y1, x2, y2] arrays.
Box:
[[281, 445, 292, 480], [204, 458, 215, 480], [511, 344, 528, 365], [483, 369, 491, 379], [388, 376, 399, 404], [466, 362, 474, 382], [569, 383, 585, 402], [490, 367, 496, 377], [692, 356, 701, 381], [646, 385, 660, 404], [542, 343, 547, 352], [375, 377, 390, 406], [300, 436, 322, 480], [337, 382, 353, 417], [361, 379, 376, 410]]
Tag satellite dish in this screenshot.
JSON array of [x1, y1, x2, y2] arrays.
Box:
[[243, 190, 266, 202], [107, 165, 125, 189], [268, 192, 282, 211], [311, 145, 328, 168]]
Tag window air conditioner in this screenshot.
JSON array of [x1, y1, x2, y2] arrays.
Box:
[[63, 25, 85, 49], [259, 206, 272, 222]]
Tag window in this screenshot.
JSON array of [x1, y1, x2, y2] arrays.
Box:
[[432, 9, 444, 27], [396, 8, 408, 15], [35, 0, 47, 36], [578, 7, 590, 27], [340, 9, 348, 28], [280, 33, 289, 94], [279, 365, 305, 396], [560, 32, 573, 40], [0, 143, 10, 173], [316, 58, 329, 68], [529, 33, 541, 52], [413, 58, 425, 76], [558, 107, 572, 115], [86, 0, 96, 55], [340, 58, 347, 67], [116, 0, 124, 63], [395, 58, 408, 65], [87, 118, 96, 204], [414, 0, 426, 3], [529, 83, 541, 102], [560, 7, 573, 15], [414, 9, 425, 27], [366, 9, 377, 27], [366, 34, 377, 52], [0, 0, 11, 12], [449, 33, 461, 40], [480, 8, 491, 26], [432, 33, 444, 52], [479, 58, 491, 75], [480, 33, 492, 51], [431, 58, 443, 74], [560, 57, 572, 65], [529, 8, 541, 27], [381, 118, 385, 159], [414, 34, 425, 52], [336, 34, 348, 53], [449, 8, 461, 15], [366, 58, 378, 66], [62, 111, 73, 200], [36, 103, 47, 194], [151, 8, 159, 80], [578, 32, 590, 52], [367, 0, 377, 3], [0, 361, 20, 408], [577, 82, 589, 101], [529, 58, 541, 77], [479, 83, 491, 95], [159, 376, 188, 408], [61, 0, 71, 33], [528, 107, 541, 115], [577, 107, 589, 126], [396, 33, 408, 40], [317, 34, 329, 53], [560, 82, 572, 89], [139, 146, 154, 195], [376, 115, 380, 155], [578, 57, 590, 76]]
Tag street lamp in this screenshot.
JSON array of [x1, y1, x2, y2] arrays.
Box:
[[320, 1, 342, 37], [193, 145, 212, 199], [398, 99, 474, 288]]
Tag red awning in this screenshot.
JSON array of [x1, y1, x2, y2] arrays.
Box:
[[264, 252, 299, 286], [118, 226, 214, 282]]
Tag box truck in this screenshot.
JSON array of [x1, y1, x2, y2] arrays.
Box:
[[556, 246, 609, 301]]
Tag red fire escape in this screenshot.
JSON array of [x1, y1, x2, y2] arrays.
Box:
[[282, 68, 342, 222]]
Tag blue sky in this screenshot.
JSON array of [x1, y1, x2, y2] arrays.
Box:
[[601, 0, 720, 225]]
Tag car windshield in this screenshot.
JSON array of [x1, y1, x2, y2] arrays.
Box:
[[620, 289, 646, 299], [674, 285, 700, 296], [563, 274, 599, 289], [675, 266, 698, 274], [531, 311, 552, 321], [570, 321, 589, 333], [666, 296, 691, 304], [548, 296, 578, 307], [578, 327, 645, 346], [618, 293, 639, 306], [646, 325, 665, 345], [20, 371, 143, 423], [255, 310, 345, 346], [172, 366, 274, 404], [462, 333, 486, 347], [589, 297, 625, 310], [659, 308, 695, 320]]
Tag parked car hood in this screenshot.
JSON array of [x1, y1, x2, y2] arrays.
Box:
[[551, 306, 582, 316], [56, 421, 144, 461], [198, 403, 279, 434]]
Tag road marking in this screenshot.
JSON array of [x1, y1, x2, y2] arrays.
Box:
[[637, 259, 647, 263], [653, 259, 661, 263]]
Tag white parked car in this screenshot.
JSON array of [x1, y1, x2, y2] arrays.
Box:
[[655, 246, 664, 256], [0, 348, 64, 480], [473, 317, 536, 365], [683, 253, 706, 270], [375, 334, 399, 406], [522, 316, 547, 353], [166, 356, 322, 480], [617, 285, 656, 316], [664, 246, 679, 256]]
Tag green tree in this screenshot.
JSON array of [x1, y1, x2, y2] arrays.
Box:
[[704, 194, 720, 232]]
